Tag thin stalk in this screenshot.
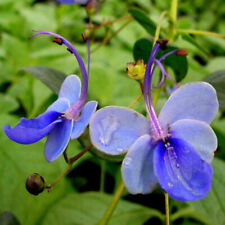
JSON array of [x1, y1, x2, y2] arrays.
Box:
[[169, 0, 178, 26], [98, 181, 125, 225], [100, 160, 106, 192], [128, 93, 142, 108], [165, 192, 170, 225], [153, 11, 168, 45], [46, 145, 92, 190], [87, 15, 132, 30], [168, 0, 178, 41], [177, 29, 225, 39], [47, 164, 72, 191], [91, 19, 133, 53]]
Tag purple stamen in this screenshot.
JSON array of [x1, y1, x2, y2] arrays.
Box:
[[143, 44, 179, 140], [31, 31, 89, 107]]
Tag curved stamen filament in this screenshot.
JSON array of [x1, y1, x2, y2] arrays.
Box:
[[31, 31, 89, 106], [144, 44, 178, 139]]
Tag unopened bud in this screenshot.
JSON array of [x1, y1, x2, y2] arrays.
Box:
[[85, 0, 98, 15], [25, 173, 45, 196], [176, 48, 188, 56], [157, 39, 168, 50], [126, 59, 146, 80]]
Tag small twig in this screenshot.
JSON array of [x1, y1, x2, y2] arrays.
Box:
[[46, 144, 92, 191]]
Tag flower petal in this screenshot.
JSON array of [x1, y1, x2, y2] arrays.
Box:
[[154, 138, 213, 201], [3, 111, 62, 144], [58, 75, 81, 105], [89, 106, 151, 155], [122, 134, 158, 194], [159, 82, 219, 127], [44, 119, 73, 162], [57, 0, 88, 4], [71, 101, 97, 139], [170, 119, 217, 163], [47, 97, 70, 113]]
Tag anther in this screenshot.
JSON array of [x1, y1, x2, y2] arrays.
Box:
[[52, 37, 63, 45], [176, 48, 188, 56], [67, 48, 73, 54], [157, 38, 169, 50]]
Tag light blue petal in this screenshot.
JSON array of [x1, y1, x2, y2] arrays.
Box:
[[122, 134, 158, 194], [170, 119, 217, 163], [58, 75, 81, 105], [159, 82, 219, 128], [44, 119, 73, 162], [47, 98, 70, 113], [3, 111, 62, 144], [154, 138, 213, 201], [89, 106, 151, 155], [71, 101, 98, 139]]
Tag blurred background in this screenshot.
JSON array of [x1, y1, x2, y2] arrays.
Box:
[[0, 0, 224, 224]]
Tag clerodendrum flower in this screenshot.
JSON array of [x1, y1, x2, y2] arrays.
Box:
[[89, 41, 219, 201], [4, 31, 97, 162]]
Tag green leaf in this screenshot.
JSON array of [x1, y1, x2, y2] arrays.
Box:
[[0, 211, 21, 225], [0, 94, 19, 114], [21, 66, 67, 94], [133, 38, 188, 82], [19, 4, 57, 32], [41, 192, 164, 225], [188, 158, 225, 225], [129, 8, 156, 36], [133, 38, 153, 64], [204, 70, 225, 108]]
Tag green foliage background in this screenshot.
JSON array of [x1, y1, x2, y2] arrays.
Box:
[[0, 0, 225, 224]]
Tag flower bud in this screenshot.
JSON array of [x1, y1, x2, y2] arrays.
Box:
[[176, 48, 188, 56], [25, 173, 45, 196], [126, 59, 146, 80], [85, 0, 98, 15]]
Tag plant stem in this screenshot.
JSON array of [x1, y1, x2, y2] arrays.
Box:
[[165, 192, 170, 225], [177, 29, 225, 39], [46, 145, 92, 191], [91, 19, 133, 53], [128, 93, 142, 108], [47, 164, 72, 191], [98, 181, 125, 225], [168, 0, 178, 41], [154, 11, 168, 45], [100, 160, 106, 192], [68, 144, 92, 164], [169, 0, 178, 26]]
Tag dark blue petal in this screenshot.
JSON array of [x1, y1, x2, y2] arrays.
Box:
[[71, 101, 97, 139], [154, 138, 212, 201], [89, 106, 151, 155], [44, 119, 73, 162], [170, 119, 217, 163], [3, 111, 62, 144], [122, 135, 158, 194]]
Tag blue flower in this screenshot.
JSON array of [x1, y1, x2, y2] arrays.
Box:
[[57, 0, 89, 5], [3, 31, 97, 162], [89, 41, 219, 201]]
